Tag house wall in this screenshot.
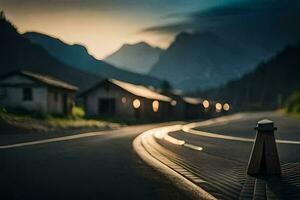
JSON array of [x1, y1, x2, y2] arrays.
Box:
[[141, 100, 170, 121], [169, 97, 185, 120], [0, 74, 75, 115], [0, 75, 48, 112], [47, 87, 75, 115], [0, 83, 48, 113], [184, 103, 206, 120], [85, 83, 137, 119], [47, 88, 63, 114]]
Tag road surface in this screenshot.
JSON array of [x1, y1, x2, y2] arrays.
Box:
[[134, 112, 300, 199], [0, 123, 192, 200], [1, 112, 300, 200]]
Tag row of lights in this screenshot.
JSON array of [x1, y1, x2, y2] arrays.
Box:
[[215, 102, 230, 112], [203, 100, 230, 112], [129, 98, 160, 113], [123, 97, 230, 113], [202, 100, 230, 111]]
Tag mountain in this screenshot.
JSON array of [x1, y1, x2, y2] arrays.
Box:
[[24, 32, 163, 87], [0, 13, 100, 91], [104, 42, 163, 74], [150, 32, 271, 91], [199, 44, 300, 111]]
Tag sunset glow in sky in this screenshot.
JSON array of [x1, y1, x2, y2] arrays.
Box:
[[0, 0, 241, 59]]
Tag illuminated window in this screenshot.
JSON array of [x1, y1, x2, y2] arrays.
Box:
[[152, 100, 159, 112], [223, 103, 230, 111], [170, 100, 177, 106], [133, 99, 141, 109], [215, 103, 222, 112], [203, 100, 210, 109]]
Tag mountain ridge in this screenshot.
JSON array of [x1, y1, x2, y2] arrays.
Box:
[[150, 31, 257, 91], [0, 15, 101, 91], [24, 32, 164, 87]]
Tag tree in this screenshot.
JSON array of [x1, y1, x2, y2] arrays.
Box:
[[0, 11, 5, 19], [160, 80, 172, 92], [286, 91, 300, 113]]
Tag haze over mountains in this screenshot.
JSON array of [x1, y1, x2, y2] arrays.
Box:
[[105, 42, 163, 74], [24, 32, 163, 88]]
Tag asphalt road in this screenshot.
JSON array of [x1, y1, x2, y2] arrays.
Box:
[[1, 112, 300, 200], [151, 112, 300, 199], [0, 123, 193, 200]]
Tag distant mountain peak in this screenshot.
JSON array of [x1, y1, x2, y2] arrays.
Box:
[[104, 41, 163, 74], [121, 41, 161, 51]]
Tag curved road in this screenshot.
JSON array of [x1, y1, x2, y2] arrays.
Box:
[[134, 112, 300, 199]]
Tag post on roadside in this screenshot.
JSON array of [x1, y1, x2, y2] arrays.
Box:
[[247, 119, 281, 175]]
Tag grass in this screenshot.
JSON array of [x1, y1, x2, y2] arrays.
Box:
[[0, 108, 121, 132], [278, 109, 300, 118], [46, 117, 119, 129]]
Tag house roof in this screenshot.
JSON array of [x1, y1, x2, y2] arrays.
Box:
[[80, 78, 172, 102], [183, 96, 203, 105], [110, 79, 171, 102], [1, 70, 78, 91]]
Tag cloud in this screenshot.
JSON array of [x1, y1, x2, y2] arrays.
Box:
[[140, 0, 300, 54], [140, 0, 300, 36]]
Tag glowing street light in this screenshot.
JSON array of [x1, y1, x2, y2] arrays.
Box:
[[152, 100, 159, 112], [223, 103, 230, 111], [203, 100, 210, 109], [215, 103, 222, 112], [133, 99, 141, 109]]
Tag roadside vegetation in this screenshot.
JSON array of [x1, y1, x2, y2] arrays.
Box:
[[285, 91, 300, 115], [0, 107, 121, 133]]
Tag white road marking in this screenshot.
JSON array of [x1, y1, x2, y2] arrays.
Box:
[[0, 131, 109, 149], [184, 143, 203, 151], [153, 124, 203, 151]]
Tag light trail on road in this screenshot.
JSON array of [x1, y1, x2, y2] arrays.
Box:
[[182, 114, 300, 145], [133, 124, 216, 200]]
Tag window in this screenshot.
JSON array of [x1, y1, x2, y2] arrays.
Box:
[[23, 88, 33, 101], [98, 98, 115, 115]]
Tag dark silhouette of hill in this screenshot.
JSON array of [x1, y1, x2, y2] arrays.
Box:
[[24, 32, 163, 87], [199, 44, 300, 111], [104, 42, 163, 74], [150, 31, 270, 91], [0, 13, 100, 91]]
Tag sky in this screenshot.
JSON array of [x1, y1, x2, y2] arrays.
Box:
[[1, 0, 300, 59], [0, 0, 243, 59]]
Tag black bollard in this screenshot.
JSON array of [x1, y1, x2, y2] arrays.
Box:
[[247, 119, 281, 175]]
